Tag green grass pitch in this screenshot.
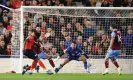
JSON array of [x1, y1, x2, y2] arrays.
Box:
[[0, 73, 132, 80]]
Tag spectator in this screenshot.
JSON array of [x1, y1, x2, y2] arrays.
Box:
[[82, 0, 92, 6], [47, 17, 54, 28], [101, 34, 109, 55], [91, 41, 102, 55], [83, 41, 88, 54], [51, 48, 57, 57], [0, 21, 6, 35], [39, 31, 45, 41], [75, 23, 83, 36], [83, 21, 96, 40], [76, 36, 83, 49], [93, 30, 104, 43], [47, 30, 56, 44], [2, 10, 9, 17], [6, 43, 11, 55], [88, 36, 95, 47], [101, 0, 110, 7], [23, 0, 31, 6], [113, 0, 123, 7], [123, 0, 133, 7], [7, 19, 13, 31], [64, 36, 72, 49], [0, 35, 4, 41], [54, 0, 60, 6], [59, 17, 65, 27], [35, 27, 41, 39], [123, 29, 133, 55], [72, 32, 78, 41], [127, 24, 133, 30], [66, 23, 72, 36], [4, 30, 12, 47], [0, 41, 7, 55], [59, 41, 65, 57], [41, 21, 46, 32], [64, 0, 76, 6], [95, 0, 102, 7], [88, 45, 92, 55], [32, 0, 38, 6], [12, 0, 21, 9], [2, 16, 9, 28]]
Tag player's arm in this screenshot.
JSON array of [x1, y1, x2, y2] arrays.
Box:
[[63, 49, 67, 56], [108, 32, 115, 50], [81, 50, 85, 55]]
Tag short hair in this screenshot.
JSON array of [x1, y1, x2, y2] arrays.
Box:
[[30, 29, 36, 33], [110, 23, 117, 29], [72, 41, 77, 44]]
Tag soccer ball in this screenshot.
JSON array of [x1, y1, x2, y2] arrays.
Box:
[[46, 69, 54, 75]]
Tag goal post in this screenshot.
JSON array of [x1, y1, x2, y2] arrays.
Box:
[[21, 6, 133, 73], [0, 4, 22, 73]]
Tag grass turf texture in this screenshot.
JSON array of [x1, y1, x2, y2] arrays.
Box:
[[0, 73, 132, 80]]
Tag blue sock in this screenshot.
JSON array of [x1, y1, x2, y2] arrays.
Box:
[[84, 62, 88, 70]]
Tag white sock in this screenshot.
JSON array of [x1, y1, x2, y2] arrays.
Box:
[[105, 68, 108, 72]]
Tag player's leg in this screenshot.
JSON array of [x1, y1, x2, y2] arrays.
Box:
[[38, 59, 46, 70], [103, 49, 113, 75], [38, 51, 55, 68], [22, 50, 39, 75], [54, 58, 70, 73], [110, 50, 122, 75], [78, 55, 90, 73], [103, 58, 109, 75], [48, 58, 55, 68]]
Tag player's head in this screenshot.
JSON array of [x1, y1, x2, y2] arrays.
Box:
[[71, 41, 77, 49], [110, 23, 117, 31], [28, 29, 36, 36]]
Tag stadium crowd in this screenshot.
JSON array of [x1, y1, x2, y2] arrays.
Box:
[[0, 0, 133, 57], [0, 9, 12, 56], [23, 11, 133, 57], [22, 0, 133, 7]]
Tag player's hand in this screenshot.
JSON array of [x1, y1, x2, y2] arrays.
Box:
[[107, 48, 110, 53]]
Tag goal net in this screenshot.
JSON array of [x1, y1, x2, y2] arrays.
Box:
[[0, 4, 21, 73], [21, 6, 133, 73]]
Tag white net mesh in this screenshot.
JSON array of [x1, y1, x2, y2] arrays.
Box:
[[22, 7, 133, 73], [10, 9, 21, 73]]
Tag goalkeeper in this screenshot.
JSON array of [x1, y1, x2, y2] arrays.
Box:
[[54, 41, 90, 73]]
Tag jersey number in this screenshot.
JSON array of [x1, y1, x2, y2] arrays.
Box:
[[117, 35, 121, 42]]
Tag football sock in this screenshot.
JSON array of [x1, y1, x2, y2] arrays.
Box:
[[48, 59, 55, 68], [113, 61, 119, 68], [30, 60, 38, 70], [105, 60, 109, 68], [38, 60, 46, 70], [26, 66, 31, 71], [83, 62, 88, 70]]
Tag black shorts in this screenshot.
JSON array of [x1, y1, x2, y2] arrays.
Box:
[[23, 49, 38, 60]]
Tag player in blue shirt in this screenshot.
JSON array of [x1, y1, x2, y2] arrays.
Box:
[[54, 41, 90, 73]]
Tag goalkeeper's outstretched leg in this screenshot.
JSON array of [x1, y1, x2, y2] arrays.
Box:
[[54, 41, 90, 73]]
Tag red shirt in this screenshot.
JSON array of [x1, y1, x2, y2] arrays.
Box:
[[24, 35, 35, 50], [12, 0, 21, 9], [7, 25, 12, 31], [32, 43, 42, 54]]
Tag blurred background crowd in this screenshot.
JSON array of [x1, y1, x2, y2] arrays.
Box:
[[23, 12, 133, 58], [0, 0, 132, 57]]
